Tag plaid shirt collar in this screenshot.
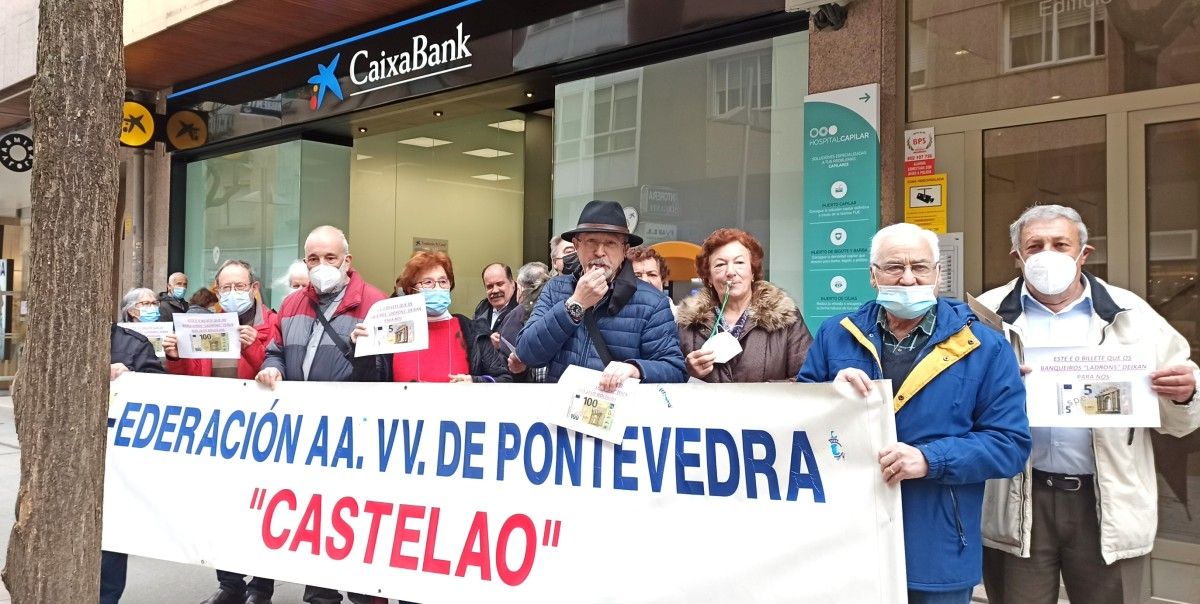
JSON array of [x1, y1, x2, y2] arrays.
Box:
[[876, 306, 937, 353]]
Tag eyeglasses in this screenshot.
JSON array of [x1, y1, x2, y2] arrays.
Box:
[[872, 262, 936, 278], [134, 300, 157, 308], [415, 278, 451, 290], [216, 283, 252, 294]]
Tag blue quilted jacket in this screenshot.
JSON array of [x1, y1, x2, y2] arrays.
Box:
[[516, 262, 686, 384]]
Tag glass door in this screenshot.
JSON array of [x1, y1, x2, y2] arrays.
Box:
[[1129, 103, 1200, 603]]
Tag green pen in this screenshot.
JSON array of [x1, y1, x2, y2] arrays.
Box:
[[710, 281, 732, 339]]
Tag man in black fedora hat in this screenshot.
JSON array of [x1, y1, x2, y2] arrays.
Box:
[[514, 200, 685, 391]]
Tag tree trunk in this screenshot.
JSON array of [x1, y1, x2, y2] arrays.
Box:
[[2, 0, 124, 602]]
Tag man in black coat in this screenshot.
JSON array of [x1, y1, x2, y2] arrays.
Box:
[[473, 263, 517, 341]]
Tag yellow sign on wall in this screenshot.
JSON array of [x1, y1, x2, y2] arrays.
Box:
[[120, 101, 155, 148], [166, 110, 208, 150], [904, 173, 948, 234]]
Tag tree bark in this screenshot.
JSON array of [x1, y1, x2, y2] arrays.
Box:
[[2, 0, 124, 602]]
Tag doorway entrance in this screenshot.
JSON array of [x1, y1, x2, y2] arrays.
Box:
[[1129, 102, 1200, 604]]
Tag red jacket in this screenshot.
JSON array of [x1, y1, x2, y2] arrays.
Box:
[[165, 305, 279, 379]]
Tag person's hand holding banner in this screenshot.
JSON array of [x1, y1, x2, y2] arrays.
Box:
[[835, 367, 875, 397]]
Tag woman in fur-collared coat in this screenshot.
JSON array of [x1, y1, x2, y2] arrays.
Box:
[[677, 228, 812, 382]]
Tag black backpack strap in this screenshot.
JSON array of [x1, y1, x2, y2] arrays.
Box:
[[310, 300, 353, 361], [582, 309, 615, 366]]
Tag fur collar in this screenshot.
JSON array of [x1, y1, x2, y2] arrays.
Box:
[[675, 280, 799, 332]]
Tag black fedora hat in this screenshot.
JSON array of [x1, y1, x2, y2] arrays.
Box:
[[560, 200, 643, 246]]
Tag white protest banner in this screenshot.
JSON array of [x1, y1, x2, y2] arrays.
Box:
[[118, 321, 174, 358], [104, 374, 906, 603], [354, 294, 429, 357], [172, 312, 240, 359], [1023, 344, 1161, 427]]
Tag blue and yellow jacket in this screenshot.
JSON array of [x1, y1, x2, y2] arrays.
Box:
[[797, 298, 1030, 592]]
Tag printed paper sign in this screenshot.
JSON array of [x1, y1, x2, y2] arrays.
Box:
[[903, 127, 935, 177], [172, 312, 240, 359], [1022, 345, 1161, 427], [103, 374, 907, 603], [354, 294, 430, 357], [554, 365, 637, 444], [903, 173, 948, 234], [118, 321, 174, 358]]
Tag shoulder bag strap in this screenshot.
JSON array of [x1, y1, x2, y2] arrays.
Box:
[[310, 300, 353, 360], [582, 309, 615, 366]]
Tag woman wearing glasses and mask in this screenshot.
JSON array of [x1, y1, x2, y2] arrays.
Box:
[[358, 251, 510, 383], [677, 228, 813, 382]]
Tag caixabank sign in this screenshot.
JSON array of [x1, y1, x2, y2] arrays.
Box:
[[166, 0, 791, 148], [168, 0, 514, 125]]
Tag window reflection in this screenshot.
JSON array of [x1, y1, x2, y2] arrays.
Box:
[[909, 0, 1200, 120], [553, 31, 807, 298]]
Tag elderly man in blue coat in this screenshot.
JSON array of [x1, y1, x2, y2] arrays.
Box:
[[797, 222, 1031, 604], [515, 200, 685, 391]]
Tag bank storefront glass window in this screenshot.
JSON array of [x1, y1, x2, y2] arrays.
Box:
[[184, 140, 350, 308], [553, 31, 809, 298], [909, 0, 1200, 120], [348, 111, 526, 318]]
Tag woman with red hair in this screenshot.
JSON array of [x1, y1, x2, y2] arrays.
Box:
[[676, 228, 812, 382], [367, 251, 510, 383]]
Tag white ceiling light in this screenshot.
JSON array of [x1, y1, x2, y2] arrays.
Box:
[[487, 119, 526, 132], [356, 154, 373, 160], [398, 136, 452, 147], [462, 147, 513, 158], [471, 173, 511, 181]]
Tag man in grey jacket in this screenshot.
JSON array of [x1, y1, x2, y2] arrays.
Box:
[[978, 204, 1200, 604]]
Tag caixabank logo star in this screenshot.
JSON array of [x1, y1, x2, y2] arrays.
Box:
[[307, 53, 344, 110]]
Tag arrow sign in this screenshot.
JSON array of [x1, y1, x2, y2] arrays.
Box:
[[859, 92, 871, 102]]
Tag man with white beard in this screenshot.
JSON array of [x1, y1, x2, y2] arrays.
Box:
[[515, 200, 685, 392]]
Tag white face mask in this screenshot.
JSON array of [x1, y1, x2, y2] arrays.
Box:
[[1021, 249, 1083, 296], [309, 263, 347, 294]]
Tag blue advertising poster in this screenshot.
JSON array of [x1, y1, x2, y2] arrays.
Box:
[[802, 84, 880, 330]]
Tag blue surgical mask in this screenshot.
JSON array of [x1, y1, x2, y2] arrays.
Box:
[[876, 285, 937, 320], [421, 288, 451, 316], [219, 290, 253, 314], [172, 287, 186, 299], [137, 306, 160, 323]]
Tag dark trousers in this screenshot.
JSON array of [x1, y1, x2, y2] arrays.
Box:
[[217, 570, 275, 596], [982, 478, 1146, 603], [302, 585, 384, 604], [906, 588, 972, 604], [99, 550, 127, 604]]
